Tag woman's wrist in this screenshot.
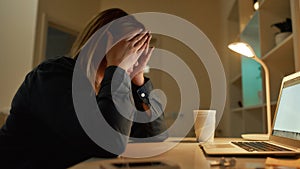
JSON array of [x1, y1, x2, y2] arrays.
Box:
[[132, 73, 144, 86]]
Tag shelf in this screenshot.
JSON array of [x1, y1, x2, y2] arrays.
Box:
[[259, 0, 292, 56], [234, 104, 263, 112], [227, 0, 239, 22], [261, 34, 294, 101], [240, 11, 259, 39], [230, 74, 241, 84], [231, 107, 244, 113], [258, 0, 266, 8], [238, 0, 255, 33], [260, 0, 291, 16], [261, 34, 293, 61], [231, 101, 277, 113], [227, 0, 299, 137]]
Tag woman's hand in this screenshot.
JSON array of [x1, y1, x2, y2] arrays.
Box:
[[130, 34, 154, 86], [106, 29, 149, 74]]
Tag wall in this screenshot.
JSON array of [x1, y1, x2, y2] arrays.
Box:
[[33, 0, 101, 66], [98, 0, 229, 136], [0, 0, 101, 114], [99, 0, 222, 55], [0, 0, 38, 114], [220, 0, 239, 136], [0, 0, 233, 136]]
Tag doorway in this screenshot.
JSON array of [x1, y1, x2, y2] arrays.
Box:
[[45, 23, 77, 59]]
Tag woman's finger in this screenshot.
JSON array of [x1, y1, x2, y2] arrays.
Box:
[[133, 34, 149, 51], [144, 34, 151, 54], [126, 30, 147, 42], [137, 36, 149, 52], [130, 31, 148, 44], [134, 62, 139, 67], [124, 29, 144, 41], [144, 46, 154, 64], [130, 47, 154, 78], [137, 46, 154, 69]]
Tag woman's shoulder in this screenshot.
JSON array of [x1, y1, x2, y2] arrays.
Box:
[[36, 56, 75, 73]]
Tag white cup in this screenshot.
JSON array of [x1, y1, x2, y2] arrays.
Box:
[[193, 110, 216, 143]]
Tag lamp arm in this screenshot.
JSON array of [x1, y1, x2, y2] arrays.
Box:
[[253, 57, 272, 136]]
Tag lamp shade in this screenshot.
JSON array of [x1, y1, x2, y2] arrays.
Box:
[[228, 42, 256, 57]]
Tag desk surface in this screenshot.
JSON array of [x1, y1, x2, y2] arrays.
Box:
[[69, 138, 267, 169]]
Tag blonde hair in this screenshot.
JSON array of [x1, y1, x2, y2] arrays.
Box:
[[70, 8, 145, 90], [70, 8, 128, 58]]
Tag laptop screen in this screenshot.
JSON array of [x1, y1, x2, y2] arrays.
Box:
[[272, 76, 300, 141]]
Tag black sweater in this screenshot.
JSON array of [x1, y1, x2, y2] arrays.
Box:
[[0, 56, 167, 169]]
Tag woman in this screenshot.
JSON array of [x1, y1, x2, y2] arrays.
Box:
[[0, 8, 167, 168]]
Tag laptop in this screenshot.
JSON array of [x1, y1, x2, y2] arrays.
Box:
[[201, 71, 300, 156]]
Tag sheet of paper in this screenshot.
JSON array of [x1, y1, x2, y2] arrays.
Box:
[[265, 157, 300, 168]]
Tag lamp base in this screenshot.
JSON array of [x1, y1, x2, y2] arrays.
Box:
[[241, 134, 269, 141]]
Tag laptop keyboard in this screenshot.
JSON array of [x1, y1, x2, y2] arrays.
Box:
[[231, 141, 291, 152]]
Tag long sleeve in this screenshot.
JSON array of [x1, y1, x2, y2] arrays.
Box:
[[130, 78, 168, 142], [72, 65, 136, 157], [96, 66, 134, 141], [0, 56, 168, 168], [97, 68, 168, 143]]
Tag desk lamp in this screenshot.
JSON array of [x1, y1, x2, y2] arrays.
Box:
[[228, 42, 271, 141]]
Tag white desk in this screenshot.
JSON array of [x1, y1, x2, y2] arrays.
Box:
[[69, 138, 267, 169]]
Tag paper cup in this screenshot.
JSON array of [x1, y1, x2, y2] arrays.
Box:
[[193, 110, 216, 143]]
